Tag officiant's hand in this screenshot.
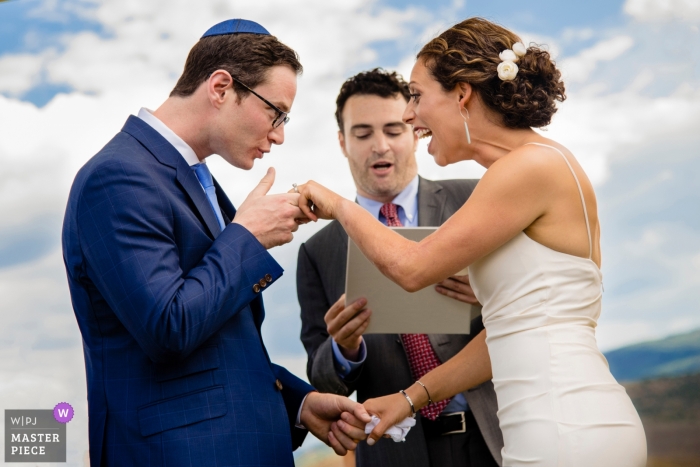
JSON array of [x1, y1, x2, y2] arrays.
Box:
[[435, 274, 480, 305], [326, 294, 371, 361], [300, 392, 371, 456]]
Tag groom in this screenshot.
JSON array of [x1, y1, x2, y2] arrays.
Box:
[[62, 19, 368, 467]]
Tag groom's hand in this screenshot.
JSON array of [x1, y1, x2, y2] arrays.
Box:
[[300, 392, 371, 456], [233, 167, 309, 249], [435, 274, 480, 305]]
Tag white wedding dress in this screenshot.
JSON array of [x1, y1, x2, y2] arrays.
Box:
[[468, 143, 647, 467]]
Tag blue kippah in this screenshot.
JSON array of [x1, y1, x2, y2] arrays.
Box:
[[201, 19, 270, 38]]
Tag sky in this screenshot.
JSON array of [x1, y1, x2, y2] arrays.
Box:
[[1, 0, 699, 464]]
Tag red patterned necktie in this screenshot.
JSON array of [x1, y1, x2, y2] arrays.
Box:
[[379, 203, 451, 421]]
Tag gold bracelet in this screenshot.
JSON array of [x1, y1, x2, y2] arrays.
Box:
[[416, 380, 433, 405]]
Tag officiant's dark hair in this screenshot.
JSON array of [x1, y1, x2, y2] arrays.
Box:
[[170, 33, 302, 100], [417, 18, 566, 129], [335, 68, 411, 132]]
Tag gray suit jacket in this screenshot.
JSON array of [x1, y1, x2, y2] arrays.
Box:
[[297, 177, 504, 466]]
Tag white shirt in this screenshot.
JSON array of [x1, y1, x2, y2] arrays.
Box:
[[137, 108, 202, 167], [355, 175, 419, 227]]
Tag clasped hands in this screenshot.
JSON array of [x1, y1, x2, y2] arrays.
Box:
[[302, 384, 436, 454], [300, 389, 416, 455]]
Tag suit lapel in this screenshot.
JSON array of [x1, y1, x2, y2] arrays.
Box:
[[334, 221, 350, 301], [213, 177, 236, 224], [177, 167, 223, 238], [121, 116, 222, 238], [429, 334, 470, 363], [417, 176, 447, 227], [415, 176, 461, 355]]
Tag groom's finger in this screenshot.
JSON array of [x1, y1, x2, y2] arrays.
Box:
[[334, 397, 370, 421], [327, 430, 348, 456], [339, 412, 369, 434], [331, 421, 359, 451], [245, 167, 276, 201], [351, 400, 372, 424], [340, 411, 369, 430]]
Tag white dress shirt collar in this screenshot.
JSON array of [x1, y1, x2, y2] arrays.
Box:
[[137, 108, 201, 167], [356, 175, 419, 226]]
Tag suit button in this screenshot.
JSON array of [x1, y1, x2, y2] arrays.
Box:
[[275, 379, 283, 391], [259, 279, 267, 288], [253, 284, 261, 293], [265, 274, 272, 283]]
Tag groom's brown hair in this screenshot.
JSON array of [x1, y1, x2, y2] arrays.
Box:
[[170, 33, 302, 100]]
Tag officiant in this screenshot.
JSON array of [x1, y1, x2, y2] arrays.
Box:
[[297, 68, 504, 467]]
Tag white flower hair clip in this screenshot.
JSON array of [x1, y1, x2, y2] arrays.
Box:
[[497, 42, 527, 81]]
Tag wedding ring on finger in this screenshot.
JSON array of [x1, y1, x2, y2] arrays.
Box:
[[292, 183, 299, 193]]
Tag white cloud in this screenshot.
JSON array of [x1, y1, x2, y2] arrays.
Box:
[[560, 27, 595, 44], [624, 0, 700, 22], [559, 35, 635, 85], [545, 80, 700, 184], [0, 53, 48, 95], [2, 1, 700, 462]]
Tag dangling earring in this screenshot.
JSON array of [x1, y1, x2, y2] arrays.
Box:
[[459, 106, 471, 144]]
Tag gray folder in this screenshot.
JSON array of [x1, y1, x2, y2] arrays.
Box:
[[345, 227, 478, 334]]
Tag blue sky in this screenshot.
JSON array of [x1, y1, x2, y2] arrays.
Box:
[[1, 0, 699, 463]]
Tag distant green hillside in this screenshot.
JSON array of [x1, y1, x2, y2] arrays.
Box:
[[605, 329, 700, 382]]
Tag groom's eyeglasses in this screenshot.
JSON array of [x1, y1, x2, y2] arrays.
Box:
[[231, 77, 290, 129]]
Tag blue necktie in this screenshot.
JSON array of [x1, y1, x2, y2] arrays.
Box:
[[192, 163, 226, 231]]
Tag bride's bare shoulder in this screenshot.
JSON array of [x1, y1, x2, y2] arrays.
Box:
[[492, 140, 575, 176], [474, 141, 579, 200]]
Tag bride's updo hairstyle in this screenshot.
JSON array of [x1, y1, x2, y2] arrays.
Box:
[[417, 18, 566, 129]]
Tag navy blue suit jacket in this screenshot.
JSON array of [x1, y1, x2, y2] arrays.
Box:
[[62, 116, 314, 467]]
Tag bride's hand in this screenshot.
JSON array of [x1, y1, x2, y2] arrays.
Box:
[[362, 393, 414, 446], [292, 181, 344, 221]]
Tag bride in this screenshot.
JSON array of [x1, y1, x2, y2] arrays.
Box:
[[296, 17, 646, 467]]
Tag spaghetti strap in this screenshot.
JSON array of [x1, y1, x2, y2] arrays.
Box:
[[525, 142, 593, 259]]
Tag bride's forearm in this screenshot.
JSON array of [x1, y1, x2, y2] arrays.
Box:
[[335, 199, 426, 292], [405, 330, 492, 410]]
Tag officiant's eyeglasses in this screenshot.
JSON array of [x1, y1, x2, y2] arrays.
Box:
[[231, 77, 290, 129]]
